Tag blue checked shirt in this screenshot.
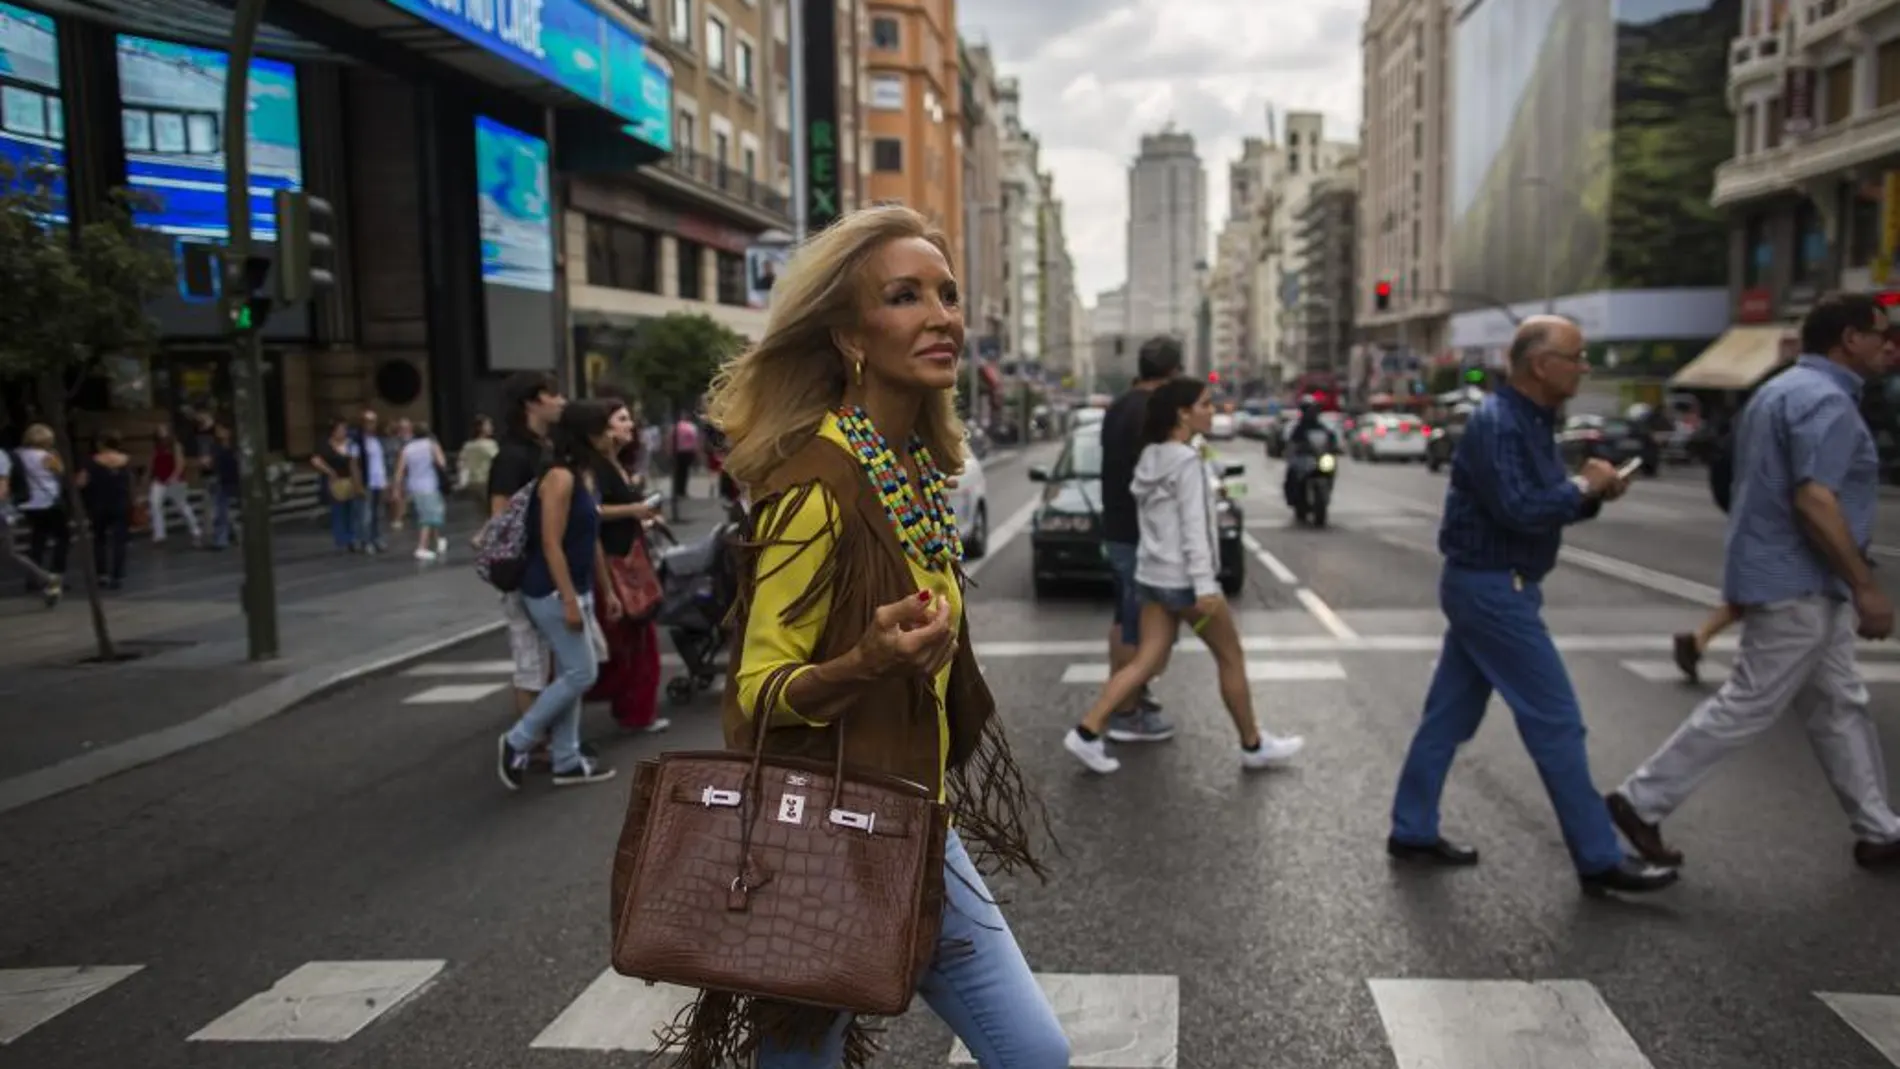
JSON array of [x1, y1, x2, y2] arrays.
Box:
[[1723, 355, 1877, 605], [1438, 386, 1599, 581]]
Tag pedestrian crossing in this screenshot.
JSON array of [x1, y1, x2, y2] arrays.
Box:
[[1050, 657, 1900, 689], [6, 960, 1900, 1066]]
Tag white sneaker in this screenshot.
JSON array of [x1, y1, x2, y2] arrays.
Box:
[[414, 548, 437, 561], [1240, 733, 1305, 770], [1063, 728, 1120, 774]]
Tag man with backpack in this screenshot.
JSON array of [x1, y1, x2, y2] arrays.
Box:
[[0, 445, 58, 605], [486, 372, 567, 720]]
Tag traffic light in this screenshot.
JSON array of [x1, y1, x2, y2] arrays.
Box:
[[273, 189, 335, 306], [225, 253, 272, 332], [1374, 279, 1391, 312], [1464, 367, 1486, 385], [1208, 371, 1220, 384]]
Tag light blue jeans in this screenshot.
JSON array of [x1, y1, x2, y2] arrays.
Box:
[[758, 830, 1071, 1069], [504, 590, 598, 770]]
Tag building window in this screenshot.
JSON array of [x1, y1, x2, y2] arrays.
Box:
[[773, 0, 787, 43], [619, 0, 650, 20], [1741, 103, 1758, 155], [678, 238, 705, 299], [706, 13, 727, 72], [675, 111, 696, 152], [742, 143, 758, 177], [870, 16, 899, 49], [714, 129, 730, 165], [1824, 59, 1852, 125], [585, 217, 661, 293], [870, 74, 904, 110], [872, 137, 903, 172], [736, 40, 755, 91], [1880, 39, 1900, 108], [716, 250, 746, 305], [670, 0, 691, 43], [1764, 96, 1783, 148]]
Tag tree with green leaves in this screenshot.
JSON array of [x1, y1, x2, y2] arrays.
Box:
[[611, 312, 747, 415], [0, 161, 175, 661]]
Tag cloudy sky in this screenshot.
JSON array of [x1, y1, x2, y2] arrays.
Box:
[[957, 0, 1365, 306]]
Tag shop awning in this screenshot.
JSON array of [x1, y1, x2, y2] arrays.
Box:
[[1668, 326, 1791, 391]]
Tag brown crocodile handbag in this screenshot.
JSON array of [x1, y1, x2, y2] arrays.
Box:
[[609, 663, 949, 1016]]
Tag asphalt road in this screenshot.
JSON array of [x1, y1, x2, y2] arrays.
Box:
[[6, 438, 1900, 1069]]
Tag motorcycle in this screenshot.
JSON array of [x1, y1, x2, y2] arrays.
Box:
[[1286, 428, 1338, 527]]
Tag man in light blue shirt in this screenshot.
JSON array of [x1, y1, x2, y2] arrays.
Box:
[[1609, 292, 1900, 872]]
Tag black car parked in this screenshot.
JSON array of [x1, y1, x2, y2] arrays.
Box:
[[1557, 415, 1658, 475], [1029, 426, 1247, 598]]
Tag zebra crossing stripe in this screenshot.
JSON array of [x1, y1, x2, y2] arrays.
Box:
[[1368, 979, 1655, 1068], [530, 970, 698, 1051], [1060, 660, 1346, 684], [402, 683, 510, 704], [1621, 661, 1900, 685], [948, 973, 1178, 1067], [0, 965, 143, 1045], [187, 961, 444, 1043], [1817, 992, 1900, 1064], [403, 660, 514, 677]]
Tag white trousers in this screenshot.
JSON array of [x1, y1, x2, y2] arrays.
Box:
[[1621, 595, 1900, 843], [149, 481, 201, 541]]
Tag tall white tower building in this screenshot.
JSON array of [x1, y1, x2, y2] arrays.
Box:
[[1124, 127, 1207, 367]]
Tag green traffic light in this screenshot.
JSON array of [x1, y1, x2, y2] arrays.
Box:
[[1464, 368, 1484, 383], [235, 305, 252, 331]]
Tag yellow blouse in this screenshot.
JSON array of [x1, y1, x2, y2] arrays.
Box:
[[733, 414, 960, 797]]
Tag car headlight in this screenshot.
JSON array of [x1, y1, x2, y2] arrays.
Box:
[[1317, 454, 1337, 474]]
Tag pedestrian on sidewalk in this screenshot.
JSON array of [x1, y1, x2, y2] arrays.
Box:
[[1386, 315, 1678, 896], [0, 445, 58, 604], [1063, 376, 1305, 775], [348, 409, 391, 554], [1609, 292, 1900, 873], [1094, 335, 1183, 743], [582, 401, 667, 733], [495, 398, 620, 789], [145, 424, 202, 547], [668, 413, 699, 501], [15, 424, 70, 589], [76, 431, 134, 590], [669, 205, 1064, 1069], [311, 419, 361, 551], [454, 415, 498, 511], [207, 423, 240, 549], [487, 372, 566, 721], [392, 424, 449, 561]]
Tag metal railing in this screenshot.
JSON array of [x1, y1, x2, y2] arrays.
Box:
[[657, 147, 791, 218]]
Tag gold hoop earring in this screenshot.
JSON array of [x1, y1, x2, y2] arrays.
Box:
[[854, 360, 864, 386]]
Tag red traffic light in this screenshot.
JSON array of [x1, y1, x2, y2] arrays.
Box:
[[1374, 280, 1391, 297], [1208, 371, 1221, 383], [1877, 291, 1900, 307]]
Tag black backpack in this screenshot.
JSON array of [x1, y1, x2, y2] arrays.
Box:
[[4, 450, 28, 507]]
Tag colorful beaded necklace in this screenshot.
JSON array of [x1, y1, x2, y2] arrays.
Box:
[[834, 405, 962, 570]]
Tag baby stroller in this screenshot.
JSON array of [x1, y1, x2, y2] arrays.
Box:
[[652, 493, 745, 704]]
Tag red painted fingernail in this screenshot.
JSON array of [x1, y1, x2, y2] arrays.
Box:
[[918, 590, 931, 602]]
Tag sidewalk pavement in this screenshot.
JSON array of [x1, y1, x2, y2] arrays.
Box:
[[0, 491, 730, 815]]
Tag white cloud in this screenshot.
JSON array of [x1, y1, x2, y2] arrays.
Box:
[[959, 0, 1365, 303]]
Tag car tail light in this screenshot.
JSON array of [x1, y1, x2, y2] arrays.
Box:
[[1421, 424, 1433, 435], [1375, 424, 1387, 437]]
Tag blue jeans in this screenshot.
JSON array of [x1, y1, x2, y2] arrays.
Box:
[[504, 591, 599, 770], [212, 487, 235, 548], [1390, 566, 1624, 875], [354, 491, 384, 547], [758, 830, 1070, 1069], [1105, 541, 1141, 646], [328, 501, 354, 549]]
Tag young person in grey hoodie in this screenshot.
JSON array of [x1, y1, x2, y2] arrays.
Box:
[[1063, 376, 1306, 774]]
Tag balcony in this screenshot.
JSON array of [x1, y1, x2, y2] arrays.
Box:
[[1712, 101, 1900, 207], [1728, 32, 1785, 103], [647, 147, 792, 228], [1793, 0, 1900, 50]]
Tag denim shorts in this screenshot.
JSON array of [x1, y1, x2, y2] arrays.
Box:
[[1104, 542, 1141, 646], [409, 490, 445, 528], [1137, 582, 1197, 612]]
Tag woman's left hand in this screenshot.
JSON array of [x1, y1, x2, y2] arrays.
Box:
[[604, 593, 625, 622]]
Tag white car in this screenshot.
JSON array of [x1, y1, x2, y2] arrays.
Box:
[[1208, 412, 1237, 440], [948, 446, 990, 559], [1362, 413, 1429, 462]]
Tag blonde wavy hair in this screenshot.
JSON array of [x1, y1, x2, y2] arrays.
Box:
[[707, 205, 966, 490]]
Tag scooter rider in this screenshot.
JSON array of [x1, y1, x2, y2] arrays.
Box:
[[1282, 396, 1340, 508]]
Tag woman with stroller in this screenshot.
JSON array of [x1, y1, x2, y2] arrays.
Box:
[[586, 401, 668, 733], [1062, 376, 1306, 774]]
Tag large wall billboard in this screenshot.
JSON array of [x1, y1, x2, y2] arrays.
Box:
[[1449, 0, 1615, 310], [0, 1, 64, 219], [476, 114, 555, 371]]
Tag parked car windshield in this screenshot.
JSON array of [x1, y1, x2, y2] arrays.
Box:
[[1054, 430, 1103, 479]]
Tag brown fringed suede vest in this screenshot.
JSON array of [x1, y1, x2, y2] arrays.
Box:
[[653, 430, 1051, 1069]]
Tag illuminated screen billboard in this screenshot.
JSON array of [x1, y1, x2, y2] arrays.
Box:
[[115, 33, 302, 240], [0, 2, 64, 218], [477, 114, 555, 371]]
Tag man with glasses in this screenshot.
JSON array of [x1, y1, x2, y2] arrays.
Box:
[[1609, 292, 1900, 873], [1386, 315, 1678, 896]]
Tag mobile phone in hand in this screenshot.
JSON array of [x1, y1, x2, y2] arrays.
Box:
[[1616, 457, 1644, 480]]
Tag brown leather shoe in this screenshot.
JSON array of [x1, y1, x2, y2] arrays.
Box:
[[1853, 839, 1900, 869], [1672, 632, 1700, 684], [1606, 791, 1683, 866]]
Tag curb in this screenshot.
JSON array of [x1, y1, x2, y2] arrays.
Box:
[[0, 618, 506, 817]]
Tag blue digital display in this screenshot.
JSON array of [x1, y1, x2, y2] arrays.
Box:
[[381, 0, 671, 151], [0, 2, 65, 220], [115, 34, 302, 240], [476, 115, 553, 292]]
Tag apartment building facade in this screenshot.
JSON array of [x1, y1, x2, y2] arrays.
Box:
[[1253, 112, 1354, 385], [1356, 0, 1452, 370], [959, 41, 1005, 354], [999, 77, 1042, 373], [1296, 174, 1359, 375], [1125, 127, 1207, 367], [864, 0, 963, 268]]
